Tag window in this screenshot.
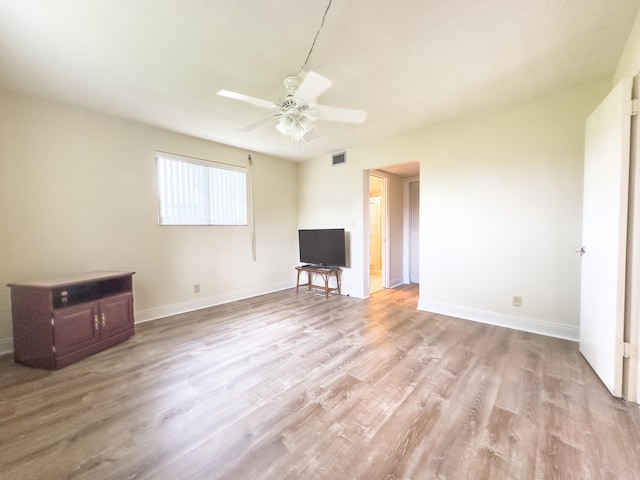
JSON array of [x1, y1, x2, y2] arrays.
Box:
[[155, 152, 248, 225]]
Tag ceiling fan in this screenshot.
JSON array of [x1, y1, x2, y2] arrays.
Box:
[[217, 70, 367, 142]]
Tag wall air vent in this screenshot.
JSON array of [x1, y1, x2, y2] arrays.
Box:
[[332, 152, 346, 166]]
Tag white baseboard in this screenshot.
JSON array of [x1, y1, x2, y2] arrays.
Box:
[[135, 281, 294, 324], [0, 337, 13, 356], [418, 300, 579, 342], [0, 282, 295, 357]]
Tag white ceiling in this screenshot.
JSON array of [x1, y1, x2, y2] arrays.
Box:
[[0, 1, 637, 161]]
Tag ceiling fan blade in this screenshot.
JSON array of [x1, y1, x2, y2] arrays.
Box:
[[303, 127, 320, 143], [217, 89, 277, 110], [312, 104, 368, 124], [239, 114, 281, 133], [295, 71, 332, 103]]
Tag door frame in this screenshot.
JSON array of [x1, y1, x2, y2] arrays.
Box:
[[625, 75, 640, 402], [364, 171, 388, 296], [404, 176, 420, 284]]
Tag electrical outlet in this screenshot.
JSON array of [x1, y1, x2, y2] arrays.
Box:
[[513, 296, 522, 307], [194, 284, 200, 293]]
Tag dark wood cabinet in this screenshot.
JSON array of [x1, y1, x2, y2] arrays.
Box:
[[7, 271, 135, 369], [53, 302, 100, 358]]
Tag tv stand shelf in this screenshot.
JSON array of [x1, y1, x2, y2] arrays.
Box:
[[295, 266, 341, 298]]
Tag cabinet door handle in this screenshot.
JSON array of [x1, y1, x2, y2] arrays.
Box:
[[94, 314, 99, 331], [101, 312, 106, 328]]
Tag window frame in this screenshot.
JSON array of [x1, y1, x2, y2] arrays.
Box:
[[155, 151, 249, 226]]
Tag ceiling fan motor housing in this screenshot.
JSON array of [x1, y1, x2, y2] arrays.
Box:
[[280, 96, 310, 113]]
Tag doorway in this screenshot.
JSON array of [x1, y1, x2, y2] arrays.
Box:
[[364, 162, 420, 297], [369, 174, 385, 293]]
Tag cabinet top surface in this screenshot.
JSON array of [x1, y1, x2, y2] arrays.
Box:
[[7, 271, 135, 289]]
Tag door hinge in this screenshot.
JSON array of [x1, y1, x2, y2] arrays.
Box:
[[51, 317, 54, 326], [628, 99, 639, 116], [622, 342, 637, 359], [52, 345, 56, 353]]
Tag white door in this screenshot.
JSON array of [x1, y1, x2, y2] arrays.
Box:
[[579, 77, 633, 397], [409, 181, 420, 283]]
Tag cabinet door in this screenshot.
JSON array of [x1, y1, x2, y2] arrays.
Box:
[[53, 303, 100, 357], [99, 293, 133, 339]]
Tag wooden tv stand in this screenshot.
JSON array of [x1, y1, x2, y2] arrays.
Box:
[[7, 271, 135, 369], [295, 266, 342, 298]]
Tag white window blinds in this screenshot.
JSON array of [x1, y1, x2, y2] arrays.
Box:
[[156, 152, 248, 226]]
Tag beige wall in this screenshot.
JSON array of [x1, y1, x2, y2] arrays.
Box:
[[614, 8, 640, 85], [0, 89, 298, 351], [298, 79, 610, 338], [415, 81, 610, 335]]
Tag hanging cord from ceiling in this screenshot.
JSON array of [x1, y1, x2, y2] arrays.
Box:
[[296, 0, 333, 76]]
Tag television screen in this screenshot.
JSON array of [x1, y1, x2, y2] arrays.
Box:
[[298, 228, 346, 267]]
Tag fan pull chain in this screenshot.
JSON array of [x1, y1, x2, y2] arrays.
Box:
[[296, 0, 333, 76]]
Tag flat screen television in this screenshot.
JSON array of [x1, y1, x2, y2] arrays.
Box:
[[298, 228, 346, 267]]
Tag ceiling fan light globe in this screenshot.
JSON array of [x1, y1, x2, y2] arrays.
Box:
[[276, 115, 295, 135]]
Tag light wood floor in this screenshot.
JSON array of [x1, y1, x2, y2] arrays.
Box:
[[1, 285, 639, 479], [370, 273, 383, 294]]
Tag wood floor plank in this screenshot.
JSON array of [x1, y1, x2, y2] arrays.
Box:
[[1, 285, 639, 479]]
